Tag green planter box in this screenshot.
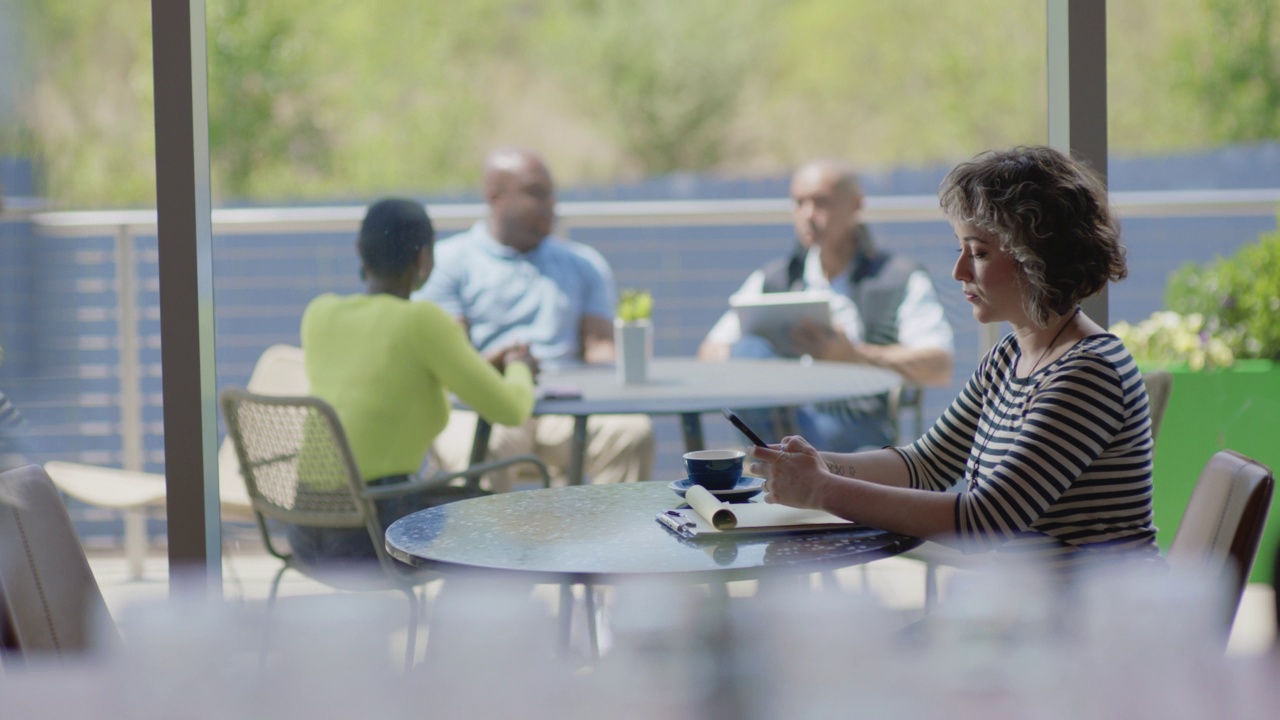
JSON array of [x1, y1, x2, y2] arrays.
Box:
[[1148, 360, 1280, 584]]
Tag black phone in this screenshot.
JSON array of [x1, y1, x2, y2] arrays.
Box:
[[721, 408, 768, 447]]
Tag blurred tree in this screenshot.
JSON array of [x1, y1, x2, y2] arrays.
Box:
[[762, 0, 1046, 168], [206, 0, 329, 200], [20, 0, 155, 206], [309, 0, 510, 196], [10, 0, 1276, 206], [1106, 0, 1215, 155], [1179, 0, 1280, 143], [535, 0, 775, 175]]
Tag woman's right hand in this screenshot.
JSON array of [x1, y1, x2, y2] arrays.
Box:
[[747, 435, 833, 511]]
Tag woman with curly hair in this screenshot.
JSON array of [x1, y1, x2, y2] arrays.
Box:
[[750, 146, 1158, 571]]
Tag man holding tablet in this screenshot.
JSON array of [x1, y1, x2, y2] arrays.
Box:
[[698, 158, 954, 451]]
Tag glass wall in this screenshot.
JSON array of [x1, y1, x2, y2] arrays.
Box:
[[4, 0, 1276, 576]]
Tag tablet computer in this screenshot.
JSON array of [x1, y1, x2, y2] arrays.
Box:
[[729, 291, 831, 356]]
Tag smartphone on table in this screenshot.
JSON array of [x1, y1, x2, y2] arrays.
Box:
[[721, 408, 768, 447]]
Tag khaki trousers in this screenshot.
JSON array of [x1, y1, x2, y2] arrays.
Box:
[[432, 410, 655, 493]]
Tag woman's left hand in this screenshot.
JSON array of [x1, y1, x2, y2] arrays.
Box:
[[747, 435, 832, 510]]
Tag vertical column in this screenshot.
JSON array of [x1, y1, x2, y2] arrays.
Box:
[[150, 0, 221, 592], [1047, 0, 1109, 327]]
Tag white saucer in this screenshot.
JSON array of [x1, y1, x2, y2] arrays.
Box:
[[669, 476, 765, 503]]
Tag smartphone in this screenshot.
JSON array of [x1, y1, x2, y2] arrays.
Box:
[[721, 408, 768, 447], [539, 383, 583, 400]]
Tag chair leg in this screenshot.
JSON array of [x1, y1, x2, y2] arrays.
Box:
[[558, 582, 575, 658], [266, 563, 288, 612], [258, 563, 290, 671]]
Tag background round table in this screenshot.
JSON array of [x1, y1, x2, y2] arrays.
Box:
[[467, 357, 903, 485]]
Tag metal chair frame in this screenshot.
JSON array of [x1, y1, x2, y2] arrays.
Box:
[[219, 388, 551, 668]]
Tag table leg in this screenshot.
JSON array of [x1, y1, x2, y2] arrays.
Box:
[[567, 415, 588, 486], [679, 412, 705, 452], [558, 582, 574, 656], [924, 561, 939, 613], [584, 582, 600, 661], [556, 581, 602, 662]]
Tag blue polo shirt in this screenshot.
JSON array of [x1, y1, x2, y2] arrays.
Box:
[[413, 221, 616, 364]]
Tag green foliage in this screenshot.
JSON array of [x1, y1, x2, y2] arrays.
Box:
[[765, 0, 1046, 166], [18, 0, 155, 206], [1108, 0, 1217, 154], [617, 289, 653, 323], [311, 0, 512, 197], [535, 0, 774, 175], [1111, 311, 1238, 370], [206, 0, 329, 199], [1178, 0, 1280, 143], [10, 0, 1280, 206], [1165, 223, 1280, 360]]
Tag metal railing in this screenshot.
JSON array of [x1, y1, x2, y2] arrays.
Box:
[[25, 187, 1280, 236], [14, 188, 1280, 474]]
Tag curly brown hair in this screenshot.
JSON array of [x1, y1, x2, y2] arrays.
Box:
[[938, 145, 1127, 327]]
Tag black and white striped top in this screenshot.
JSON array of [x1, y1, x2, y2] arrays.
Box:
[[896, 333, 1160, 568]]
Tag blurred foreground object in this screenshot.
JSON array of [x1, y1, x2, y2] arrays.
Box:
[[0, 464, 119, 663], [1167, 449, 1274, 634]]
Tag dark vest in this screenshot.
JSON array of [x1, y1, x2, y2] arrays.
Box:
[[759, 226, 919, 347]]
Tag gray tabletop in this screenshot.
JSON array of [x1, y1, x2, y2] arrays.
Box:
[[532, 357, 902, 416], [465, 358, 904, 482], [385, 481, 920, 584]]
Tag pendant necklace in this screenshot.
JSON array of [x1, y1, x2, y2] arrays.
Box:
[[966, 306, 1082, 490]]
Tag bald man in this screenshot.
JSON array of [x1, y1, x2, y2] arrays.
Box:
[[414, 148, 654, 489], [698, 159, 954, 451]]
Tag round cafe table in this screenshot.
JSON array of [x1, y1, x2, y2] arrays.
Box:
[[466, 357, 903, 486], [386, 481, 918, 582], [386, 481, 920, 657]]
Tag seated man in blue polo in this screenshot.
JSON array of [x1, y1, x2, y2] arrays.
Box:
[[413, 147, 654, 490], [698, 158, 954, 451]]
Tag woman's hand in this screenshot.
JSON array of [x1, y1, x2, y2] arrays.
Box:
[[747, 435, 833, 510]]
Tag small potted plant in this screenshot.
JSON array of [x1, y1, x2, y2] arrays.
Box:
[[615, 289, 653, 385]]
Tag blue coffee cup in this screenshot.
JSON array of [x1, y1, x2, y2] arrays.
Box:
[[683, 449, 745, 491]]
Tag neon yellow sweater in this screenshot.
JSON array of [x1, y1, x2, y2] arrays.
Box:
[[301, 293, 534, 481]]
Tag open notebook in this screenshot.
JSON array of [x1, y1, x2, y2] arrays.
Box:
[[656, 485, 863, 540]]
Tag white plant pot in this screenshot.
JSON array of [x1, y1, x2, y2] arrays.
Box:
[[614, 319, 652, 385]]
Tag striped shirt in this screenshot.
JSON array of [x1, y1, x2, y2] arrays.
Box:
[[896, 333, 1159, 568]]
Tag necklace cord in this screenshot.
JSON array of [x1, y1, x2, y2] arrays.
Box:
[[966, 306, 1082, 489]]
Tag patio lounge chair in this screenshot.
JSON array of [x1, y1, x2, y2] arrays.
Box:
[[44, 344, 307, 579]]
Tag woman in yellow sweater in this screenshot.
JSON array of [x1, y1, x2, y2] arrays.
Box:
[[294, 198, 536, 564]]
